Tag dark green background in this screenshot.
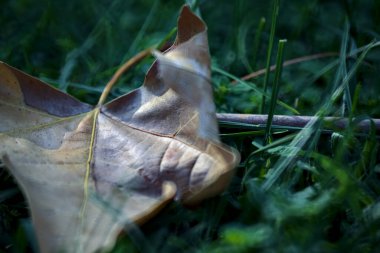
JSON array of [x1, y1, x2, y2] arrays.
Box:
[[1, 0, 380, 252]]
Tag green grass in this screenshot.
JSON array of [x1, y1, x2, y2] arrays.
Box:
[[1, 0, 380, 252]]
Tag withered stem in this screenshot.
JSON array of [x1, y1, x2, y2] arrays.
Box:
[[217, 113, 380, 133]]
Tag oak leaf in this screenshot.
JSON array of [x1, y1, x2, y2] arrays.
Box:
[[0, 6, 239, 253]]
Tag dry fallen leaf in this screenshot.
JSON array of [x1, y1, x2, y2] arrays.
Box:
[[0, 5, 239, 253]]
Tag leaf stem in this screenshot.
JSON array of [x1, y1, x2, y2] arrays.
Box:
[[80, 109, 99, 218], [97, 48, 152, 106]]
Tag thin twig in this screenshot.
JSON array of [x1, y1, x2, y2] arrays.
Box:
[[233, 52, 338, 83], [217, 113, 380, 132], [232, 42, 380, 84], [97, 48, 152, 106]]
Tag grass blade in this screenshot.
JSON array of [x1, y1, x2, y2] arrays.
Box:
[[260, 0, 280, 114], [262, 40, 376, 191], [264, 39, 286, 144], [122, 0, 159, 61], [251, 17, 266, 72]]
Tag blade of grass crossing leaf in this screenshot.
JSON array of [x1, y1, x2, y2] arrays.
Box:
[[260, 0, 280, 114], [91, 193, 155, 253], [265, 39, 286, 144]]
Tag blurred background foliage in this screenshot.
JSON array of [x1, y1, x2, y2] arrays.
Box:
[[1, 0, 380, 252]]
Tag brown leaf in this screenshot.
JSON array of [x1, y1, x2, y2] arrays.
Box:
[[0, 5, 239, 253]]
